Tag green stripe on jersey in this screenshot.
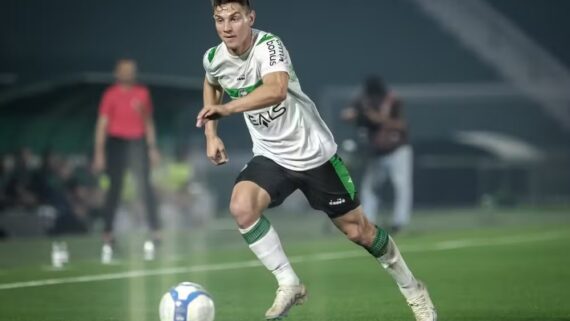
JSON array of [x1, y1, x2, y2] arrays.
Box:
[[329, 155, 356, 200], [256, 33, 276, 45], [224, 80, 263, 99], [207, 47, 217, 63], [241, 216, 271, 244]]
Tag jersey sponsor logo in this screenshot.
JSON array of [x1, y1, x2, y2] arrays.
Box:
[[247, 104, 287, 127], [328, 198, 346, 206], [266, 40, 285, 66]]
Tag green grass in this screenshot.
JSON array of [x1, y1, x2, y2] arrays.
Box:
[[1, 208, 570, 321]]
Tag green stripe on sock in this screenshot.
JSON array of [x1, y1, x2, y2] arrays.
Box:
[[367, 226, 389, 257], [329, 155, 356, 200], [241, 216, 271, 245]]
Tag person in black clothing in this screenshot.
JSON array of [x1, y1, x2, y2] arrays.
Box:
[[342, 76, 413, 233]]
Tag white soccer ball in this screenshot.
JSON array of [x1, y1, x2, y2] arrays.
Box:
[[159, 282, 215, 321]]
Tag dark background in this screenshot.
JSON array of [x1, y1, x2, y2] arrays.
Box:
[[3, 0, 570, 93]]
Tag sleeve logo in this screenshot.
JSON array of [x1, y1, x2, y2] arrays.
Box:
[[266, 40, 285, 66]]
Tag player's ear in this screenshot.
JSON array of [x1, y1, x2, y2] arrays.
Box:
[[247, 10, 255, 26]]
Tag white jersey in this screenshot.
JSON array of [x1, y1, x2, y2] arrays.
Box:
[[203, 29, 337, 171]]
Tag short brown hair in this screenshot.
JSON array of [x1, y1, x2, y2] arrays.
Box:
[[212, 0, 252, 10]]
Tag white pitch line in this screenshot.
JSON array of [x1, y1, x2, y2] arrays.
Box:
[[0, 231, 566, 291]]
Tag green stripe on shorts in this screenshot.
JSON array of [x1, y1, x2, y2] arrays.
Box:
[[329, 155, 356, 200]]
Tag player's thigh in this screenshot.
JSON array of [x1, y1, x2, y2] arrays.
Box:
[[230, 181, 271, 219], [297, 154, 360, 219], [233, 156, 297, 210]]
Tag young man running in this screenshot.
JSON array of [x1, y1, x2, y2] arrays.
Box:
[[197, 1, 436, 320]]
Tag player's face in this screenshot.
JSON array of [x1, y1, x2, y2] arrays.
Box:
[[213, 3, 255, 55], [115, 60, 137, 85]]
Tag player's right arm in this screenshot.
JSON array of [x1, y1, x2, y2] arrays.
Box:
[[203, 76, 229, 165]]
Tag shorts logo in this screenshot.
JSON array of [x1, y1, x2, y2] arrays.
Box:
[[328, 198, 346, 206]]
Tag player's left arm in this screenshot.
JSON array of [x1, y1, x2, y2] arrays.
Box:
[[196, 72, 288, 126]]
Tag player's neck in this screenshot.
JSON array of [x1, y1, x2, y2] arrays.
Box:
[[228, 30, 255, 57]]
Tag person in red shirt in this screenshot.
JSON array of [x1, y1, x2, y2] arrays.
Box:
[[93, 59, 161, 263]]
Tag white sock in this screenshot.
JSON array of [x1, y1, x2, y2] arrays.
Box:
[[240, 217, 300, 286], [378, 236, 418, 298]]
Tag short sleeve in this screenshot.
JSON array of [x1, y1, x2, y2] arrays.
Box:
[[255, 35, 290, 78], [98, 89, 113, 118], [203, 47, 220, 85]]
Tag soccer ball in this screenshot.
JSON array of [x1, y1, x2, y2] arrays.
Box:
[[159, 282, 215, 321]]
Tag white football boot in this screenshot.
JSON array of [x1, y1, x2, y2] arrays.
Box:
[[406, 281, 437, 321], [265, 284, 308, 320]]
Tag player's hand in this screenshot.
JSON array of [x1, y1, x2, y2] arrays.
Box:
[[148, 147, 161, 168], [206, 136, 229, 165], [92, 152, 106, 173], [196, 105, 232, 128]]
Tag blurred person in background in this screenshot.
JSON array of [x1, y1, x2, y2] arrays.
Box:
[[32, 152, 90, 236], [5, 147, 38, 209], [31, 149, 67, 214], [92, 59, 161, 263], [0, 154, 8, 211], [155, 145, 196, 225], [342, 76, 413, 234]]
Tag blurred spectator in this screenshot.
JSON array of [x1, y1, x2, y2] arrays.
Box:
[[33, 152, 91, 235], [5, 148, 38, 209], [92, 59, 161, 262], [342, 76, 413, 233], [31, 149, 67, 211], [156, 145, 197, 225], [0, 154, 8, 211]]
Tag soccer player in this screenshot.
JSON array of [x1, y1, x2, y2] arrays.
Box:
[[197, 1, 437, 320], [93, 59, 161, 263]]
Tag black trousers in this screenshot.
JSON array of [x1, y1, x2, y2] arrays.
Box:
[[103, 137, 159, 233]]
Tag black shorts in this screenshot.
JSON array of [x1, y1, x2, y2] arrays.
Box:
[[235, 154, 360, 218]]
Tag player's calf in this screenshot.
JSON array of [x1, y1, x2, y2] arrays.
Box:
[[333, 207, 388, 254]]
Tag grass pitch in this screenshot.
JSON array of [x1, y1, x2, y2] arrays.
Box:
[[0, 207, 569, 321]]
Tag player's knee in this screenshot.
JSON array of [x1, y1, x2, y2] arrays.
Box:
[[229, 197, 259, 227]]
